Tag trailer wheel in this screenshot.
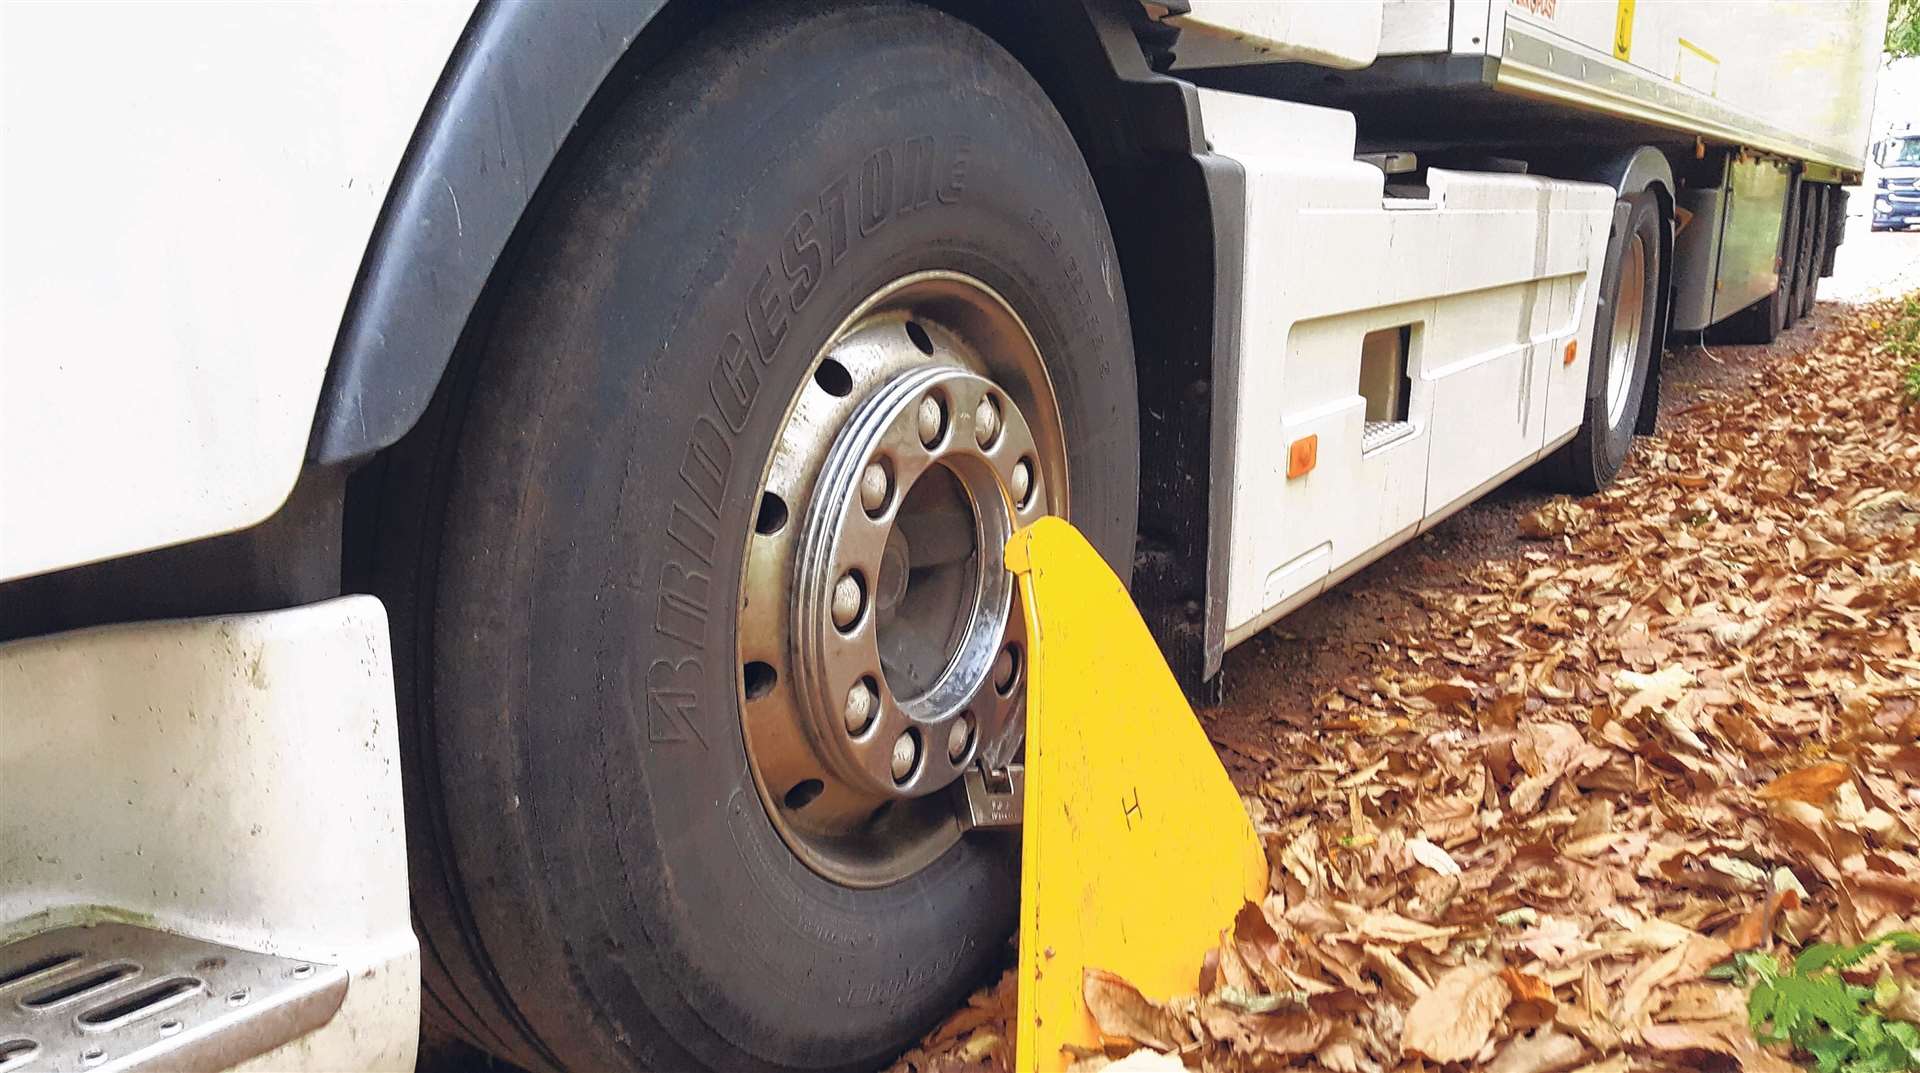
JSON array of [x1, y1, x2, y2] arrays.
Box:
[[1542, 191, 1662, 493], [372, 5, 1137, 1071], [1793, 186, 1826, 320], [1782, 195, 1802, 328]]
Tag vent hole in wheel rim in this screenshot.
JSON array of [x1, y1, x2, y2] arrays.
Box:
[[743, 661, 778, 700], [755, 492, 789, 535], [783, 779, 824, 810], [905, 320, 934, 355], [814, 358, 854, 397], [993, 644, 1022, 695]]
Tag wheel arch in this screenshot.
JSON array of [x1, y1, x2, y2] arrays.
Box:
[[316, 0, 1239, 693], [309, 0, 698, 466], [1628, 163, 1675, 436], [1535, 146, 1675, 435], [958, 1, 1242, 694]]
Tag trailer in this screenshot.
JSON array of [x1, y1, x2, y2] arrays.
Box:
[[0, 1, 1885, 1070]]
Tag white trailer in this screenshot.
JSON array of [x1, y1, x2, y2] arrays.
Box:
[[0, 2, 1885, 1070]]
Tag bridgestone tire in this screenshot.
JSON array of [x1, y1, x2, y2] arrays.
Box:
[[1540, 191, 1662, 494], [371, 5, 1138, 1071]]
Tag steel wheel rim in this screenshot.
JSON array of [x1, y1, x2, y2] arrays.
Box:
[[735, 272, 1064, 887], [1606, 233, 1647, 427]]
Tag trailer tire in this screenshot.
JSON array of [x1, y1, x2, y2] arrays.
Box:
[[371, 5, 1137, 1072], [1781, 195, 1800, 328], [1542, 191, 1661, 493], [1794, 186, 1826, 320]]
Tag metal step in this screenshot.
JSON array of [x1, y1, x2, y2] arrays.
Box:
[[0, 923, 344, 1072], [1362, 419, 1418, 452]]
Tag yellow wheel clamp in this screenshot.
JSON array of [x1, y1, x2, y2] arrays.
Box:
[[1004, 517, 1267, 1072]]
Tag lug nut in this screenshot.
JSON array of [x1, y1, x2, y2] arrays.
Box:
[[947, 717, 973, 762], [1010, 459, 1033, 507], [844, 679, 877, 735], [917, 395, 944, 447], [831, 573, 864, 630], [974, 395, 1000, 447], [859, 461, 890, 515], [891, 732, 918, 782], [993, 647, 1018, 692]]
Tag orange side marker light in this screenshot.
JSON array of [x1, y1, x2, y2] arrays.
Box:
[[1563, 340, 1578, 366], [1287, 434, 1318, 479]]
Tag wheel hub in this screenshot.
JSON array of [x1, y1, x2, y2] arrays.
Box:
[[793, 365, 1043, 800], [735, 272, 1064, 887]]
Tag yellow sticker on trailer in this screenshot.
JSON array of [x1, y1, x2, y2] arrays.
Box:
[[1613, 0, 1635, 60]]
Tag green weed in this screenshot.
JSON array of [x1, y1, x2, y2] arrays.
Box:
[[1878, 295, 1920, 404], [1720, 932, 1920, 1072]]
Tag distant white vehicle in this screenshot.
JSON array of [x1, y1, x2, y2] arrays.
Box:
[[0, 1, 1889, 1070], [1873, 124, 1920, 229]]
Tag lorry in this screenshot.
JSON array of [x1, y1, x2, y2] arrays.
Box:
[[1874, 122, 1920, 229], [0, 1, 1886, 1070]]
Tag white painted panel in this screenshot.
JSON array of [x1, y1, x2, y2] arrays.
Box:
[[1421, 334, 1548, 511], [1197, 89, 1614, 645], [1493, 0, 1886, 169], [1171, 0, 1382, 70], [1450, 0, 1501, 53], [1380, 0, 1454, 55], [1541, 263, 1603, 448], [0, 2, 474, 581], [0, 597, 416, 1071], [1279, 306, 1434, 550]]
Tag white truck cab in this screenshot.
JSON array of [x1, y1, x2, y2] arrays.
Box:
[[1873, 125, 1920, 230]]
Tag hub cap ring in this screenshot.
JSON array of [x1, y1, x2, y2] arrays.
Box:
[[735, 272, 1064, 887], [1606, 232, 1647, 427], [793, 366, 1043, 799]]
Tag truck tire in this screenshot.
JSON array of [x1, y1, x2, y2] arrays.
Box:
[[1781, 193, 1800, 328], [1781, 194, 1802, 328], [1788, 188, 1814, 325], [1541, 191, 1662, 493], [1794, 185, 1826, 320], [371, 5, 1138, 1071]]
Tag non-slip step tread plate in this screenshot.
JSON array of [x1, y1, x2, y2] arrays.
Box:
[[0, 923, 344, 1072], [1362, 419, 1417, 452]]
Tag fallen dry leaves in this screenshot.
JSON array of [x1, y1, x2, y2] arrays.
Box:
[[891, 298, 1920, 1073]]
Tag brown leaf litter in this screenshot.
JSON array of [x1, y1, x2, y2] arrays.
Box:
[[890, 296, 1920, 1072]]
